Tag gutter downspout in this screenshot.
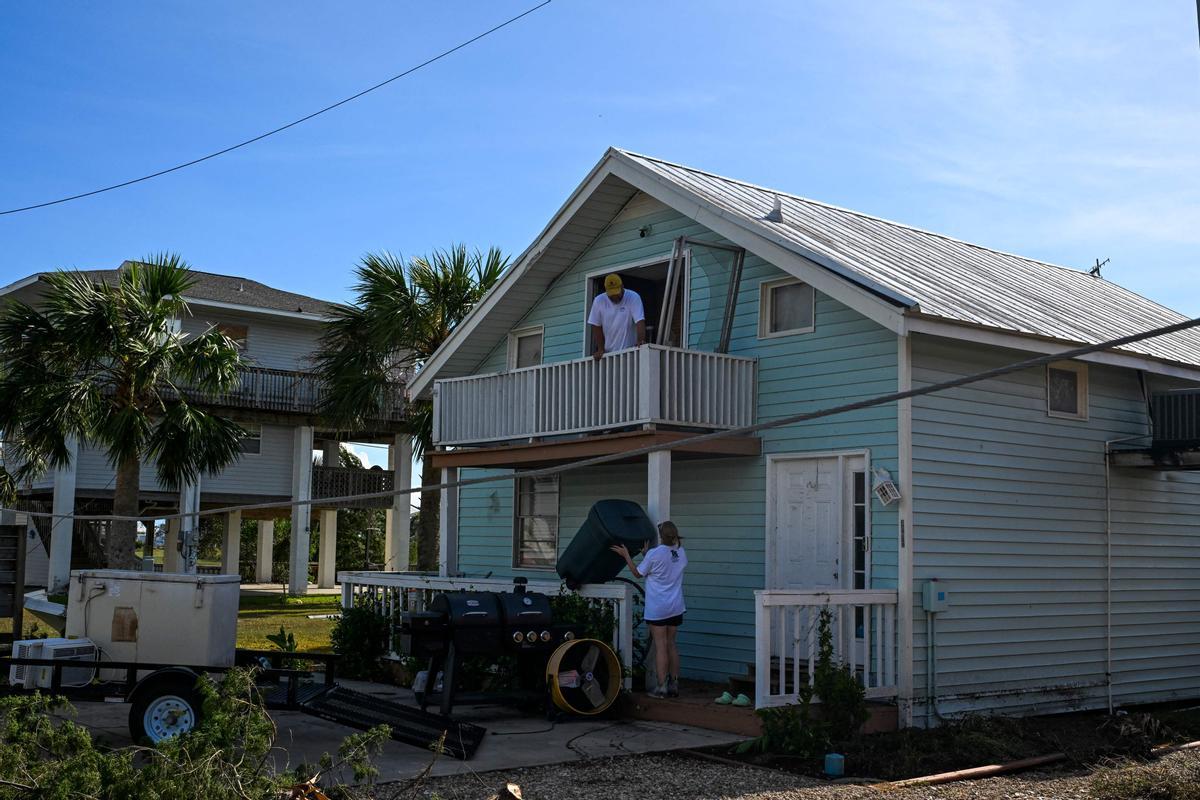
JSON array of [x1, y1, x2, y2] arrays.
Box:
[[1103, 433, 1150, 715]]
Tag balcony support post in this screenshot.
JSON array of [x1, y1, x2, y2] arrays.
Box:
[[317, 440, 339, 589], [178, 479, 201, 574], [438, 466, 458, 577], [47, 435, 78, 593], [384, 434, 413, 571], [164, 518, 181, 573], [647, 449, 671, 538], [141, 519, 156, 572], [288, 425, 314, 595], [256, 520, 274, 583], [221, 510, 242, 576]]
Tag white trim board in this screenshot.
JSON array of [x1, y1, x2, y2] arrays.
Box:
[[896, 335, 915, 728], [904, 316, 1200, 382]]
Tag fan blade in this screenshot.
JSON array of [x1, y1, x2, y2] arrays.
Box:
[[581, 678, 607, 709], [580, 645, 599, 673]]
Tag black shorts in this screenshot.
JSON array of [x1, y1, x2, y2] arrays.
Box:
[[647, 614, 683, 627]]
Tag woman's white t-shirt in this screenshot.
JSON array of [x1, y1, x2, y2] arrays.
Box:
[[640, 544, 687, 621]]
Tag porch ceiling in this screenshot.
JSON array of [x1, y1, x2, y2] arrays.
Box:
[[428, 430, 760, 470]]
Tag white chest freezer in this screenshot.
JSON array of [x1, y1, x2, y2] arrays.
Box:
[[65, 570, 240, 668]]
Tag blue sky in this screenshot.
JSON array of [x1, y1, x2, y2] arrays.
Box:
[[3, 3, 1199, 470]]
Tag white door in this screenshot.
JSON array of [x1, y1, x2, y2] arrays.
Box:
[[769, 454, 867, 591]]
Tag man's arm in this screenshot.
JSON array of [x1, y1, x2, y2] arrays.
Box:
[[590, 323, 605, 360], [636, 319, 647, 346]]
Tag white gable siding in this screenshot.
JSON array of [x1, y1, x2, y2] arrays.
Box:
[[911, 334, 1200, 725]]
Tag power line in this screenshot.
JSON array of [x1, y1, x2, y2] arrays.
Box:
[[7, 314, 1200, 523], [0, 1, 553, 217]]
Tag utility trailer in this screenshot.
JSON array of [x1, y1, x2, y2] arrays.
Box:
[[0, 647, 485, 758]]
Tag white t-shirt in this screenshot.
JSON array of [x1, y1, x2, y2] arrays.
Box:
[[640, 544, 687, 621], [587, 289, 645, 353]]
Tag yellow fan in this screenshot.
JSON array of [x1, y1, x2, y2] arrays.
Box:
[[545, 638, 622, 715]]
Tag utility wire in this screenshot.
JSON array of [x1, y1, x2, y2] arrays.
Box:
[[7, 314, 1200, 523], [0, 1, 553, 216]]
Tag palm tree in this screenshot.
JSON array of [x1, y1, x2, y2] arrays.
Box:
[[316, 245, 508, 570], [0, 255, 247, 569]]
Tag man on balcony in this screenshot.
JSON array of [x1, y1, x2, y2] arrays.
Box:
[[589, 273, 646, 360]]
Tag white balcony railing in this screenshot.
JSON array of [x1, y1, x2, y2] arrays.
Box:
[[755, 589, 899, 708], [432, 345, 757, 446], [338, 571, 636, 687]]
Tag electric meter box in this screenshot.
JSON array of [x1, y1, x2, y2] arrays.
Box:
[[65, 570, 240, 670], [922, 579, 950, 612]]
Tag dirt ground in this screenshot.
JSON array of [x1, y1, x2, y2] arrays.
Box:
[[395, 749, 1200, 800]]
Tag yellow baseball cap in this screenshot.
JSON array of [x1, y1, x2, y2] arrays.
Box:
[[604, 274, 623, 297]]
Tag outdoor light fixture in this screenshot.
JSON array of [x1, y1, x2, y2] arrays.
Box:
[[872, 466, 901, 506]]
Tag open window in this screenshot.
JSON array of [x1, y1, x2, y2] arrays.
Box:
[[216, 322, 249, 350], [1047, 361, 1088, 420], [584, 254, 688, 352], [507, 326, 544, 369]]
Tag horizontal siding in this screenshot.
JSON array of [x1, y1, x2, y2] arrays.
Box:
[[911, 334, 1200, 724], [456, 195, 899, 684], [180, 308, 322, 371], [40, 424, 296, 498]]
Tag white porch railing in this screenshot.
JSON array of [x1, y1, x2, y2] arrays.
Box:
[[755, 589, 898, 709], [338, 571, 636, 687], [432, 344, 757, 447]]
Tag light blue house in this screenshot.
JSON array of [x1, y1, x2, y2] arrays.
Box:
[[403, 148, 1200, 727]]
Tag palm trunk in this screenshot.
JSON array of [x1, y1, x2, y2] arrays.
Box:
[[417, 458, 440, 571], [108, 455, 140, 569]]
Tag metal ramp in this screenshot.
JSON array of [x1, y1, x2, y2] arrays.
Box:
[[299, 685, 486, 760]]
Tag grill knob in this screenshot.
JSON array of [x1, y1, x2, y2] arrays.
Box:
[[526, 630, 537, 643], [540, 630, 552, 642], [563, 631, 575, 640], [512, 631, 524, 643]]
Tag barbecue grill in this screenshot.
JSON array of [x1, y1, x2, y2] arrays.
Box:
[[399, 578, 581, 715]]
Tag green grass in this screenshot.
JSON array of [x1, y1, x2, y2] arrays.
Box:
[[237, 593, 342, 653]]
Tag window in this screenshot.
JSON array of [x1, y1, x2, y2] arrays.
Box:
[[1047, 361, 1088, 420], [584, 254, 688, 352], [238, 423, 262, 455], [507, 326, 544, 369], [759, 278, 815, 338], [514, 475, 559, 568], [216, 323, 248, 350]]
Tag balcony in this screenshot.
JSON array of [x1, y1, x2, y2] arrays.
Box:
[[178, 365, 406, 424], [432, 345, 757, 448], [311, 465, 395, 509]]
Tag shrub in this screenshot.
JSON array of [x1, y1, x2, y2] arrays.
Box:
[[331, 596, 392, 680], [737, 607, 869, 758], [550, 590, 616, 643], [0, 667, 389, 799]]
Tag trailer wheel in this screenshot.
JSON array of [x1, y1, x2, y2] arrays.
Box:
[[128, 671, 202, 743]]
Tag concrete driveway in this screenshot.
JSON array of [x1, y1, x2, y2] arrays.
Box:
[[69, 678, 746, 784]]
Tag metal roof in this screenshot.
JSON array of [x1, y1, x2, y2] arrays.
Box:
[[620, 150, 1200, 368]]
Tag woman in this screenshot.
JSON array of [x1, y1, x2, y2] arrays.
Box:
[[611, 520, 688, 699]]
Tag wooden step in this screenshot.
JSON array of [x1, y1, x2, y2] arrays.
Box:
[[619, 685, 761, 738]]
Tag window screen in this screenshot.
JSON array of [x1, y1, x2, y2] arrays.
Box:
[[769, 282, 814, 334], [514, 331, 543, 368], [514, 476, 558, 568], [216, 323, 249, 350], [239, 423, 262, 455], [1048, 367, 1080, 416]]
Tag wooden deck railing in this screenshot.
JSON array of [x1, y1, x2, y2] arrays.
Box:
[[178, 365, 405, 422], [311, 466, 395, 509], [432, 345, 756, 446], [755, 589, 899, 708]]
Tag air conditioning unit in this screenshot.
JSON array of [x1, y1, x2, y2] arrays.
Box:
[[8, 638, 47, 689], [34, 639, 98, 689]]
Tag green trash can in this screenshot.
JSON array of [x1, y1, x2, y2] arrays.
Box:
[[556, 499, 655, 589]]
